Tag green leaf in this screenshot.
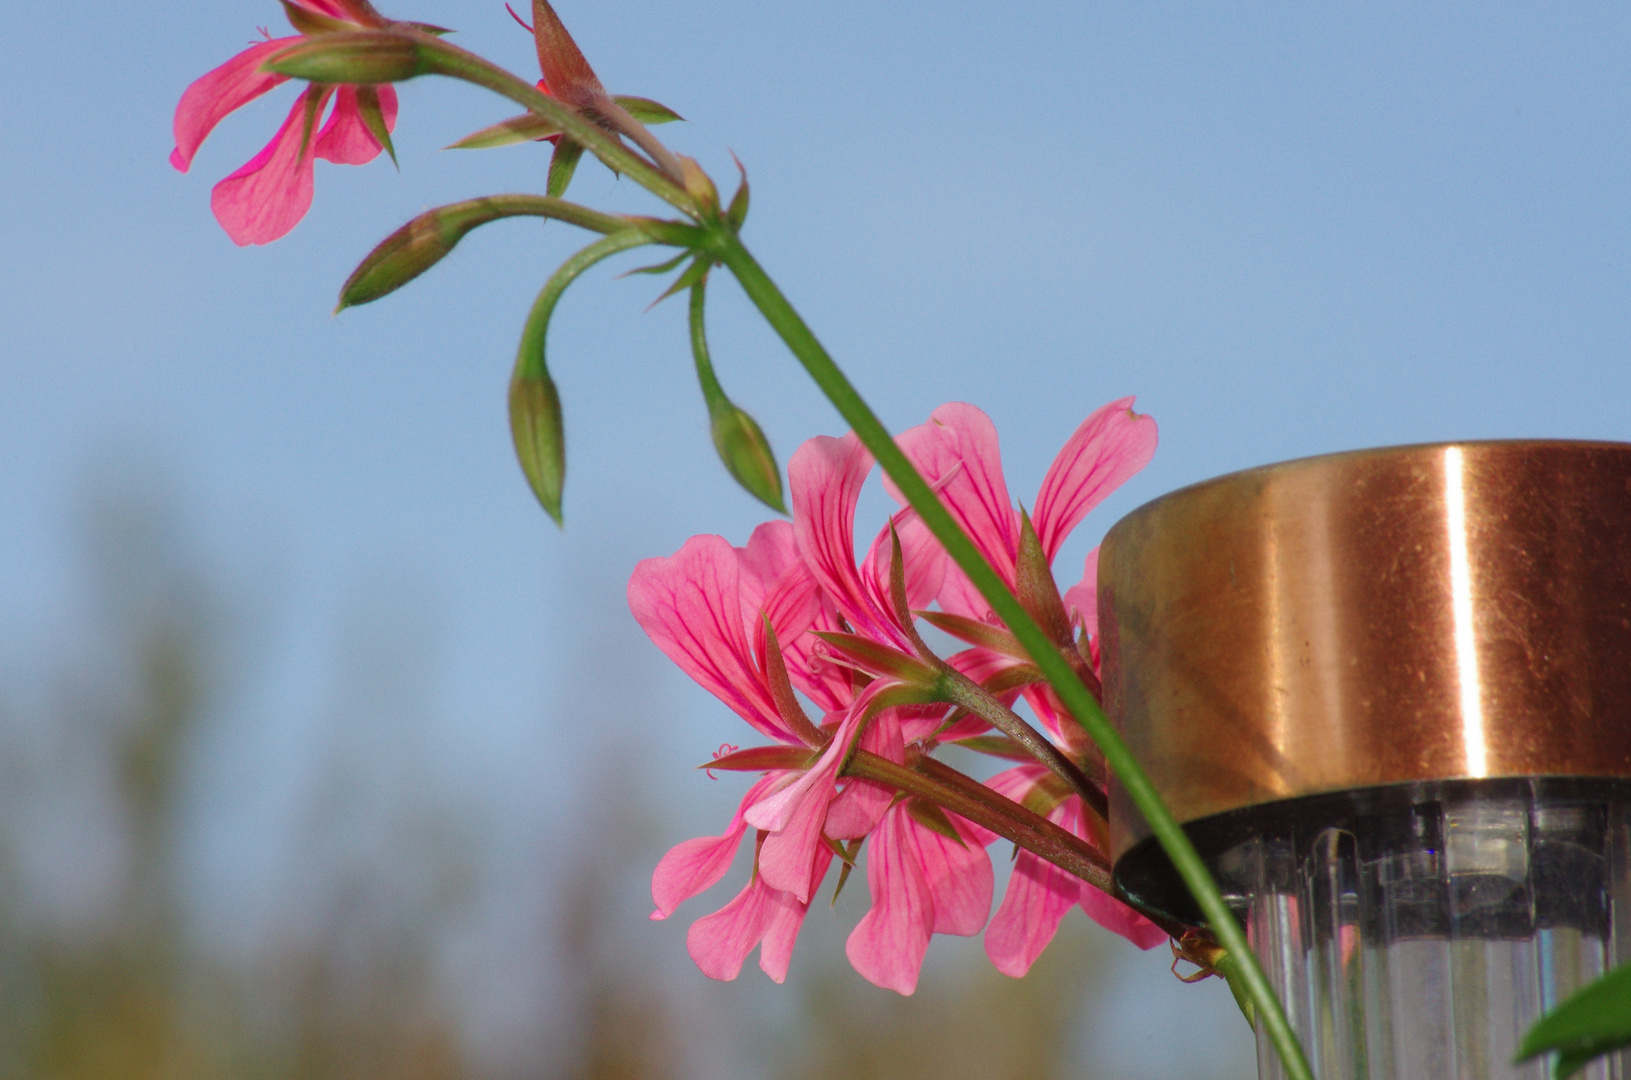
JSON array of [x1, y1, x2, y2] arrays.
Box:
[[547, 138, 584, 198], [1518, 963, 1631, 1078], [445, 112, 562, 149], [510, 231, 652, 522], [353, 85, 396, 167], [612, 94, 683, 124]]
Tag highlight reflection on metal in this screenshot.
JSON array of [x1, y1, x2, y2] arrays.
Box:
[[1098, 441, 1631, 864]]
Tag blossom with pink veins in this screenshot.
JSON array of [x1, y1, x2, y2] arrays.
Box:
[[786, 429, 1002, 993], [889, 399, 1169, 967], [170, 0, 399, 246], [633, 521, 827, 981]]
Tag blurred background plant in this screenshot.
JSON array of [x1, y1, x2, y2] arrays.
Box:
[[0, 459, 1251, 1080]]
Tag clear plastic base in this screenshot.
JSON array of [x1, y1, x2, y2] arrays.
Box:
[[1202, 779, 1631, 1080]]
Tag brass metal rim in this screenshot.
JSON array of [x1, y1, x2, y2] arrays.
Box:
[[1098, 440, 1631, 868]]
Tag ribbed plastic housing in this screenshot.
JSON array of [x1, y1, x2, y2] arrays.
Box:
[[1202, 779, 1631, 1080]]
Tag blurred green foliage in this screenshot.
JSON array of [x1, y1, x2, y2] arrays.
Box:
[[0, 469, 1229, 1080]]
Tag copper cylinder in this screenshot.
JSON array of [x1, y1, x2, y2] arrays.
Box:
[[1098, 441, 1631, 902]]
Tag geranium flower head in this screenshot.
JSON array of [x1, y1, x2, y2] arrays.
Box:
[[170, 0, 400, 246]]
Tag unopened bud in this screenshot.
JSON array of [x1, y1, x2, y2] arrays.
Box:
[[678, 156, 719, 211], [338, 200, 508, 309], [510, 368, 566, 525], [710, 400, 785, 513], [263, 31, 425, 84]]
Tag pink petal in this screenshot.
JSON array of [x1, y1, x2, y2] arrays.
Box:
[[845, 806, 933, 994], [171, 37, 296, 172], [210, 91, 331, 247], [1079, 884, 1169, 950], [983, 844, 1081, 977], [686, 843, 834, 983], [888, 403, 1018, 582], [650, 775, 775, 920], [1061, 545, 1100, 640], [1032, 397, 1157, 561], [746, 749, 838, 901], [628, 535, 792, 743], [757, 845, 835, 981], [686, 876, 777, 981], [824, 708, 904, 839], [789, 433, 907, 649], [859, 509, 946, 617], [314, 84, 398, 165], [915, 816, 994, 937], [739, 521, 822, 684]]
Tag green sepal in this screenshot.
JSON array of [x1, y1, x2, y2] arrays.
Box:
[[917, 610, 1023, 656], [1015, 508, 1074, 647], [623, 250, 690, 277], [652, 256, 712, 309], [403, 20, 453, 34], [612, 95, 683, 124], [547, 138, 584, 198], [701, 745, 820, 772], [1518, 963, 1631, 1078], [906, 798, 966, 847], [812, 631, 937, 684], [445, 112, 562, 149], [263, 30, 426, 84], [509, 230, 652, 522], [830, 837, 864, 905], [353, 84, 396, 167], [726, 155, 750, 230], [761, 615, 824, 746]]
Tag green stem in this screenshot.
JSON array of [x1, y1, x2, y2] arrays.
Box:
[[846, 751, 1111, 891], [716, 235, 1311, 1080], [937, 668, 1108, 822]]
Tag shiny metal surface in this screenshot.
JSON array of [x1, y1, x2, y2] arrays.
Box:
[[1099, 441, 1631, 866]]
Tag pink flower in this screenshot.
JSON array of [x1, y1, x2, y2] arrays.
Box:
[[891, 400, 1167, 964], [981, 763, 1167, 975], [635, 521, 878, 981], [170, 0, 399, 246]]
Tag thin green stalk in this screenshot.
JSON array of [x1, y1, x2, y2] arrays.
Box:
[[716, 235, 1311, 1080]]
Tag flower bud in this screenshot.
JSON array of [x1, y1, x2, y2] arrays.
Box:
[[338, 200, 511, 310], [710, 399, 786, 514], [263, 31, 425, 84], [509, 367, 566, 525]]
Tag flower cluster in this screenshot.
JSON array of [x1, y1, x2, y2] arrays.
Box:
[[632, 399, 1166, 994]]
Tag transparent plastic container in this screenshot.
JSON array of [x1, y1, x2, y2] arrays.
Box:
[[1201, 778, 1631, 1080]]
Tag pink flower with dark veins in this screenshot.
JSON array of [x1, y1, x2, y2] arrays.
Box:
[[891, 399, 1169, 969], [170, 0, 399, 246], [786, 430, 999, 993], [633, 522, 827, 981]]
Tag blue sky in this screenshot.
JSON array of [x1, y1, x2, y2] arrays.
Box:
[[2, 0, 1628, 1074]]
